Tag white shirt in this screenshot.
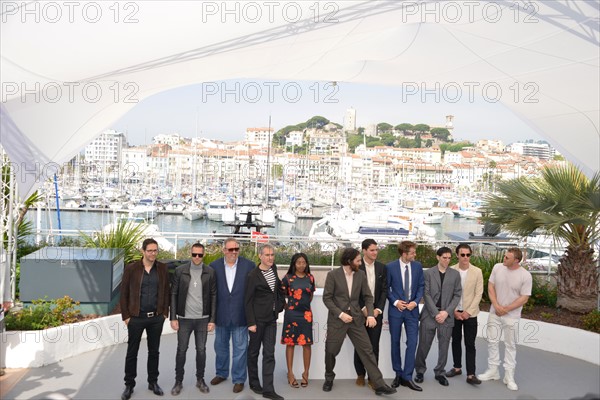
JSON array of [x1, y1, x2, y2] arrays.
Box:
[[394, 260, 412, 307], [364, 260, 376, 298], [224, 258, 239, 293], [401, 261, 412, 298], [457, 268, 468, 310]]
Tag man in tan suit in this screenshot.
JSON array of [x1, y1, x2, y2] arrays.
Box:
[[445, 244, 484, 385], [322, 247, 396, 396]]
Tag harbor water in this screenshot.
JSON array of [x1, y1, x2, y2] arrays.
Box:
[[27, 209, 484, 241]]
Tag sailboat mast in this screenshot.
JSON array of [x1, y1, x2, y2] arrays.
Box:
[[265, 116, 271, 204]]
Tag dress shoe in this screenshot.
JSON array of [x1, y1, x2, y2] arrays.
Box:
[[148, 382, 164, 396], [322, 380, 333, 392], [210, 376, 226, 385], [356, 375, 365, 386], [250, 385, 264, 394], [400, 379, 422, 392], [233, 383, 244, 393], [367, 378, 374, 390], [263, 391, 284, 400], [391, 376, 402, 388], [445, 368, 462, 377], [171, 381, 183, 396], [435, 375, 449, 386], [414, 373, 424, 383], [466, 375, 482, 385], [374, 385, 397, 395], [196, 379, 209, 393], [121, 385, 134, 400]]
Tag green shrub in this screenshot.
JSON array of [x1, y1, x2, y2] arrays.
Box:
[[5, 296, 81, 331], [581, 310, 600, 333], [531, 278, 557, 307], [470, 252, 504, 302]]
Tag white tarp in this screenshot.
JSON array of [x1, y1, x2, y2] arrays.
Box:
[[1, 0, 599, 198]]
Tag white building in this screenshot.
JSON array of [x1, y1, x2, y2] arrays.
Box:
[[365, 124, 377, 137], [477, 139, 505, 153], [285, 130, 304, 147], [245, 127, 274, 148], [508, 142, 556, 160], [153, 133, 183, 146], [344, 108, 356, 132], [84, 129, 125, 173], [309, 131, 347, 155]]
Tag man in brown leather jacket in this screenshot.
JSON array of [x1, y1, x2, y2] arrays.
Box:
[[120, 238, 170, 400]]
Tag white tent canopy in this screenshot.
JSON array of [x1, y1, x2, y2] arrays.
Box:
[[1, 0, 599, 198]]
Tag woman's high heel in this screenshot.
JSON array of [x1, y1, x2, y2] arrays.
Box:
[[301, 371, 308, 387], [288, 373, 299, 388]]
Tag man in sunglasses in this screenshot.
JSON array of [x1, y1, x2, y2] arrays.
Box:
[[170, 242, 217, 396], [210, 238, 256, 393], [445, 244, 483, 385]]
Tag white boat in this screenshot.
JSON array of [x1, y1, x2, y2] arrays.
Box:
[[277, 208, 296, 224], [183, 205, 205, 221], [258, 208, 276, 225], [206, 201, 230, 221], [131, 199, 158, 220], [309, 208, 435, 245], [420, 212, 444, 224]]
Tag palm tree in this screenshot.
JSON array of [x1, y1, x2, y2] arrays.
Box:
[[482, 164, 599, 313], [80, 220, 146, 265]]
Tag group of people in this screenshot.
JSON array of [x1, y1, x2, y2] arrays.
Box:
[[119, 237, 532, 400]]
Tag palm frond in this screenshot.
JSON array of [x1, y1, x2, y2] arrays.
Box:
[[483, 164, 600, 247]]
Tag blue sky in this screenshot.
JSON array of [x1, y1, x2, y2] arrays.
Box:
[[113, 79, 543, 145]]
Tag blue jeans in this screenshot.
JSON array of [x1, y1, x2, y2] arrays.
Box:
[[214, 323, 248, 384], [175, 318, 209, 382]]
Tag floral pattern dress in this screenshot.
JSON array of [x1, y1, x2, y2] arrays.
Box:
[[281, 273, 316, 346]]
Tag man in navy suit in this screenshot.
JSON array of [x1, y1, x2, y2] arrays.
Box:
[[386, 240, 425, 392], [209, 238, 256, 394]]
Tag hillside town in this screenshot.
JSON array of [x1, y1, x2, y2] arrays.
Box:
[[73, 112, 559, 201]]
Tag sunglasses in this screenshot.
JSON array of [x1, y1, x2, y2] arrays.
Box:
[[191, 253, 204, 258], [459, 253, 472, 257], [225, 247, 240, 252]]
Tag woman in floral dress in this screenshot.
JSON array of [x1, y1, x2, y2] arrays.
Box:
[[281, 253, 316, 388]]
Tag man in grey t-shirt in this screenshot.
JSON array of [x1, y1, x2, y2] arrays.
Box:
[[478, 247, 532, 391], [170, 243, 217, 396]]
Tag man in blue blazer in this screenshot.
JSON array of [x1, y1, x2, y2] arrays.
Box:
[[209, 238, 256, 394], [386, 240, 425, 392]]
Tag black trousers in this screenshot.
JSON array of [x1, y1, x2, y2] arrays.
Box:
[[247, 321, 277, 393], [124, 315, 165, 387], [354, 313, 383, 377], [175, 318, 209, 382], [451, 316, 478, 376]]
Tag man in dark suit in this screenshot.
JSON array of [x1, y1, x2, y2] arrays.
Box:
[[245, 244, 285, 400], [169, 243, 217, 396], [414, 246, 462, 386], [209, 238, 256, 394], [386, 240, 424, 392], [322, 247, 396, 396], [120, 238, 171, 400], [354, 238, 387, 388]]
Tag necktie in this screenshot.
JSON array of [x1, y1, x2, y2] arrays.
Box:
[[404, 265, 410, 299]]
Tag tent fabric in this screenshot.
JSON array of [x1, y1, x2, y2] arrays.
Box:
[[1, 0, 598, 198]]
